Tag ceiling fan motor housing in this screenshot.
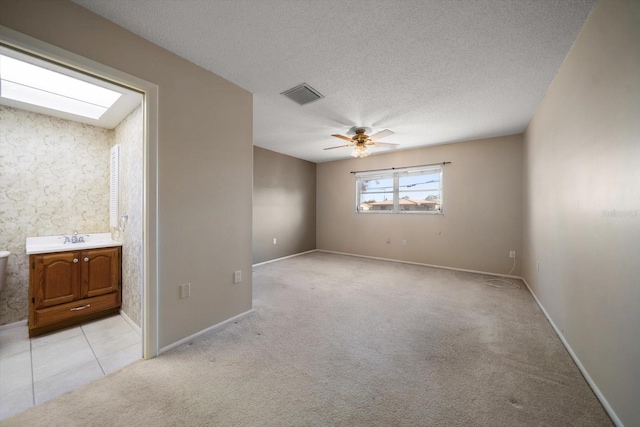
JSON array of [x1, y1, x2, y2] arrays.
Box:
[[354, 129, 371, 144], [324, 128, 395, 153]]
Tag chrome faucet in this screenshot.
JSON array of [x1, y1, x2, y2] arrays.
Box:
[[63, 231, 87, 244]]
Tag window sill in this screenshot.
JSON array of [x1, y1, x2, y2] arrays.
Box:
[[356, 210, 443, 215]]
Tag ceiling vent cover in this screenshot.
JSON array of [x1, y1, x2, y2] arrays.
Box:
[[281, 83, 324, 106]]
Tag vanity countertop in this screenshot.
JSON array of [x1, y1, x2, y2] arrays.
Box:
[[26, 233, 122, 255]]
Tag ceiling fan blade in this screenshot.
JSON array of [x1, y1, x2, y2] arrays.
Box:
[[331, 134, 353, 142], [323, 144, 352, 150], [371, 142, 399, 148], [369, 129, 394, 141]]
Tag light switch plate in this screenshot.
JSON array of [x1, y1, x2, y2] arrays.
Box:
[[180, 283, 190, 299]]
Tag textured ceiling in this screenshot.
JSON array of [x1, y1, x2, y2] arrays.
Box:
[[72, 0, 596, 163]]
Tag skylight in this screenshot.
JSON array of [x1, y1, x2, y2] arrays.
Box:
[[0, 55, 122, 119]]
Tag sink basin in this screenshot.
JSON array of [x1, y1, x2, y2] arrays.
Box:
[[26, 233, 122, 255]]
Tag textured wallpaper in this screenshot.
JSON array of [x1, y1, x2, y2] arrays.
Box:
[[112, 105, 143, 327], [0, 106, 113, 325]]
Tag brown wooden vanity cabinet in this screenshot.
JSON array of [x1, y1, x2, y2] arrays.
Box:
[[29, 246, 121, 337]]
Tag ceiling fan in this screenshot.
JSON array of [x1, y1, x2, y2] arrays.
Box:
[[324, 128, 398, 158]]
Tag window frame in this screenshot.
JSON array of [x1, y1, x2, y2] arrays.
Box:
[[355, 165, 443, 215]]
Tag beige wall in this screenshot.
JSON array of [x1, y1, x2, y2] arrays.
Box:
[[523, 1, 640, 425], [253, 147, 316, 264], [317, 135, 523, 275], [0, 0, 253, 348], [0, 106, 113, 325]]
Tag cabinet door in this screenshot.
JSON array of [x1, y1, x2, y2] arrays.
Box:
[[81, 247, 120, 298], [32, 252, 81, 308]]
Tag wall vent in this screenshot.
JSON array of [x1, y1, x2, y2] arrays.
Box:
[[281, 83, 324, 106]]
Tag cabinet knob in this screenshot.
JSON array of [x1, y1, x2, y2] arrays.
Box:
[[84, 257, 89, 262], [73, 258, 78, 263]]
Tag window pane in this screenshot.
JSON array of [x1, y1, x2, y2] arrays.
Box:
[[398, 171, 440, 212], [355, 166, 443, 214], [358, 177, 394, 211]]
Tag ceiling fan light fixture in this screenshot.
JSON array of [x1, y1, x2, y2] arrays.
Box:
[[325, 127, 396, 156], [351, 145, 371, 158]]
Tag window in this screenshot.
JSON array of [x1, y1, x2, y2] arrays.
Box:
[[0, 54, 122, 119], [356, 165, 443, 214]]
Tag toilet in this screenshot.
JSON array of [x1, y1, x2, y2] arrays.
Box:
[[0, 251, 9, 292]]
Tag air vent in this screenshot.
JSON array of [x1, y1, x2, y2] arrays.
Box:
[[281, 83, 324, 106]]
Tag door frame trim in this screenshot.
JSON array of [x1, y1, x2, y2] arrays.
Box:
[[0, 25, 159, 359]]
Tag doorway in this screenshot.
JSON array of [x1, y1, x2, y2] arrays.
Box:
[[0, 27, 158, 358]]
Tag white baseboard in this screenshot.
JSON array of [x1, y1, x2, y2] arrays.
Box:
[[159, 309, 254, 354], [317, 249, 521, 279], [0, 319, 27, 331], [120, 310, 142, 336], [521, 277, 622, 427], [252, 249, 317, 267]]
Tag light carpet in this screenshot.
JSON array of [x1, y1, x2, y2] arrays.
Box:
[[2, 252, 611, 426]]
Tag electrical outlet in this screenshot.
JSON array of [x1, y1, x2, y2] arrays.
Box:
[[273, 238, 277, 245], [234, 270, 242, 284], [509, 250, 516, 259], [179, 283, 190, 299], [402, 239, 407, 246], [386, 238, 391, 244]]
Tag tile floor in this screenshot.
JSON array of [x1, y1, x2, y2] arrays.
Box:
[[0, 314, 141, 420]]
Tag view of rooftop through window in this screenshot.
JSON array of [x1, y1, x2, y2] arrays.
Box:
[[356, 167, 442, 213]]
